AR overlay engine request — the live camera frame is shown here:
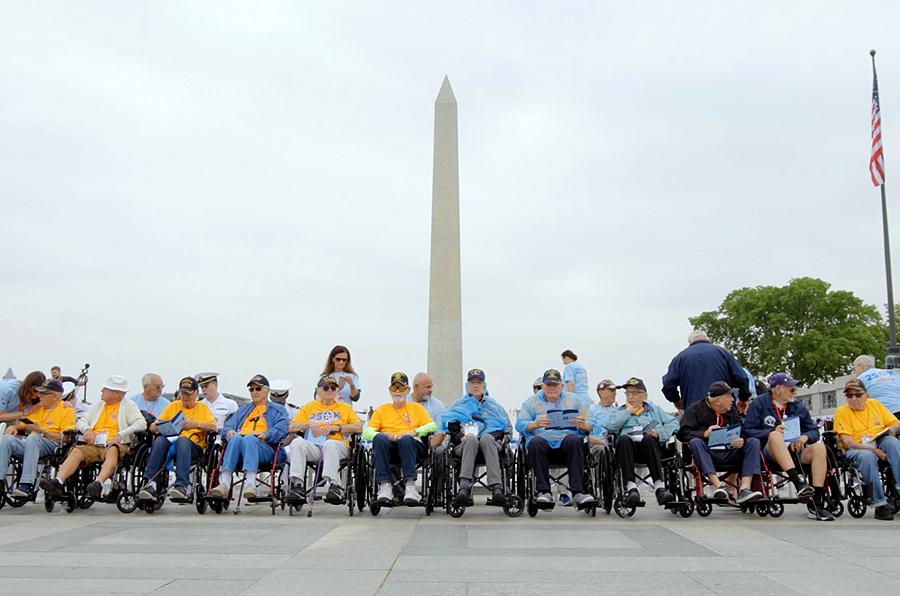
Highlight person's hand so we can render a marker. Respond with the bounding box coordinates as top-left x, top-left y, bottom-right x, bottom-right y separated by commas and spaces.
24, 423, 42, 434
773, 424, 784, 434
311, 424, 328, 437
5, 426, 18, 435
82, 429, 95, 443
737, 400, 748, 415
182, 419, 198, 430
891, 424, 900, 436
107, 434, 122, 445
254, 431, 267, 441
572, 416, 591, 431
873, 447, 888, 461
730, 437, 744, 449
704, 425, 721, 438
385, 432, 396, 441
625, 404, 638, 414
674, 400, 684, 411
225, 430, 236, 440
790, 435, 809, 453
646, 429, 659, 439
337, 377, 349, 388
535, 415, 550, 428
